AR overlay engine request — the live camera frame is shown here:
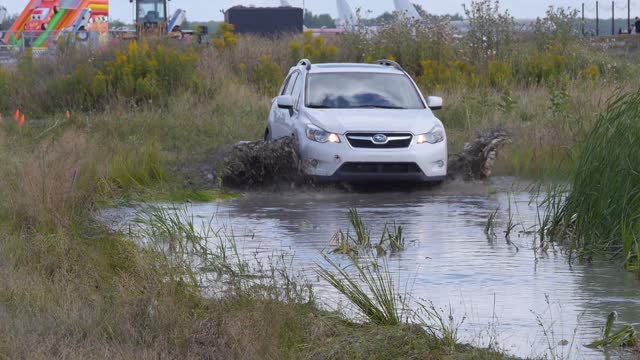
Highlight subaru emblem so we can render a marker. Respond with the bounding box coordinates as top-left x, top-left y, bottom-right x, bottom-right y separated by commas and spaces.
372, 134, 388, 144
